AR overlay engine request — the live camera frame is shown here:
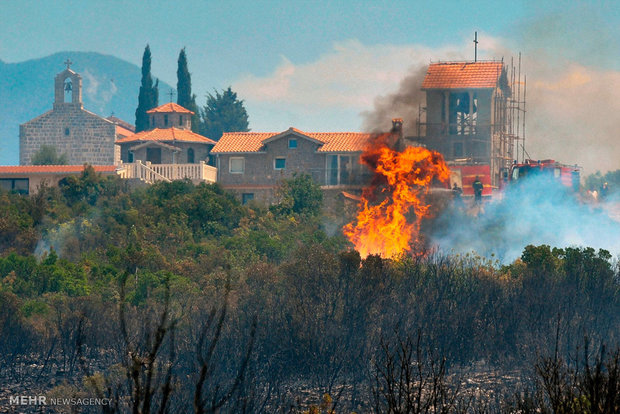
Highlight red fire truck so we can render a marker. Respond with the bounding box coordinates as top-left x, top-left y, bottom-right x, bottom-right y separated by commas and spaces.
506, 159, 581, 191
445, 160, 580, 199
447, 164, 493, 197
